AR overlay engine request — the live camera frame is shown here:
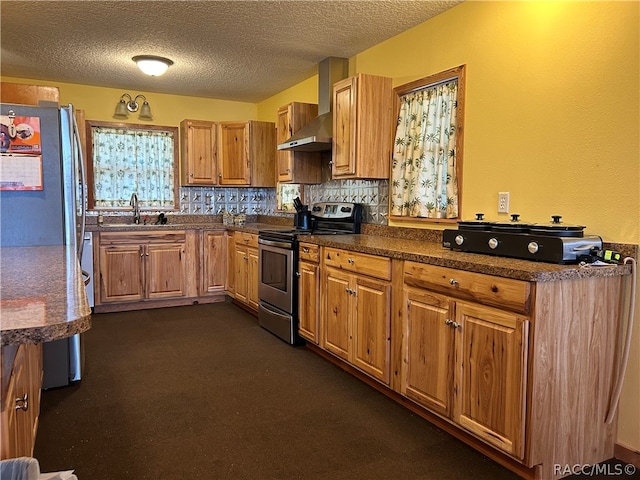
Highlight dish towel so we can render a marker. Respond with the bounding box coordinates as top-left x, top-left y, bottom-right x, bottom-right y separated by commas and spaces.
0, 458, 77, 480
